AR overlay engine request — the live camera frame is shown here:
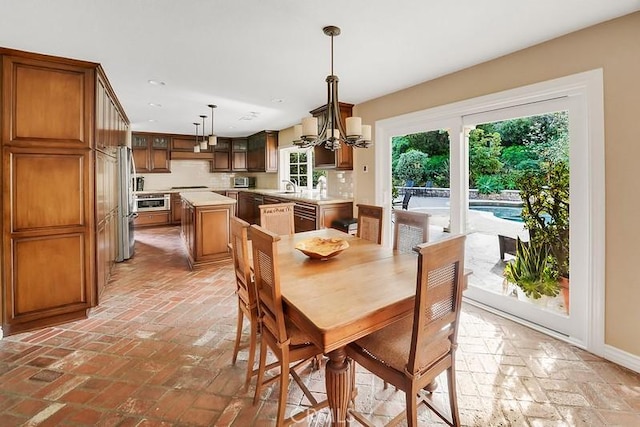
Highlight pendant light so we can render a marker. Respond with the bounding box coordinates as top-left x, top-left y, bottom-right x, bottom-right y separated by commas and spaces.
207, 104, 218, 146
193, 122, 201, 153
199, 115, 208, 150
293, 26, 371, 151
